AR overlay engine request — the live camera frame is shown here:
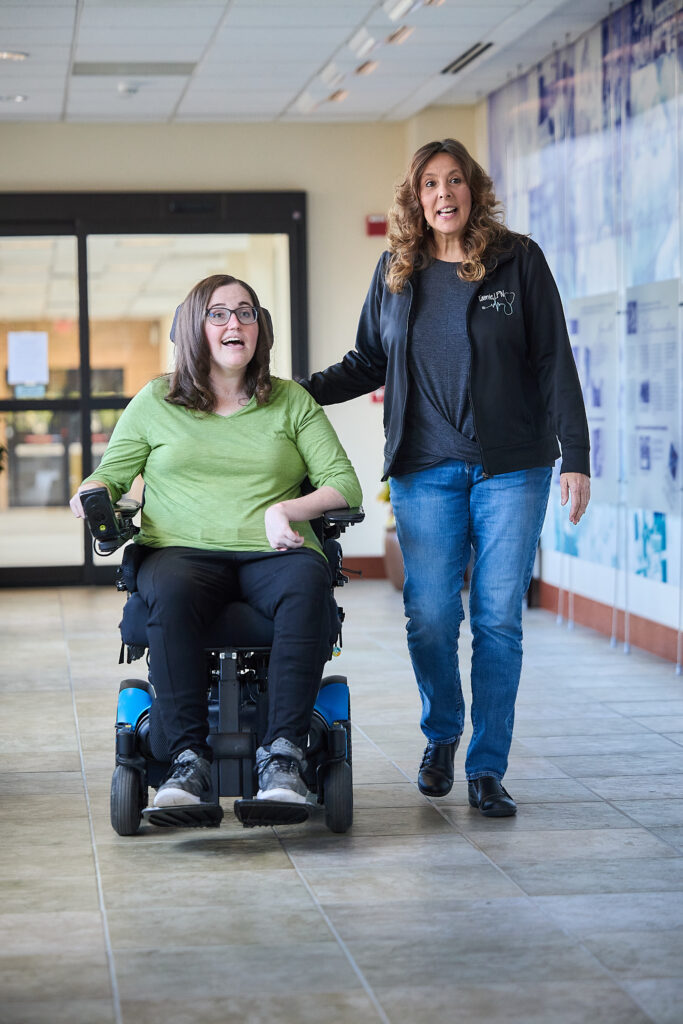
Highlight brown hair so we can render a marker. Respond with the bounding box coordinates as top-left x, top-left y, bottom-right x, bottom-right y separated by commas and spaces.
385, 138, 522, 293
165, 274, 273, 411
